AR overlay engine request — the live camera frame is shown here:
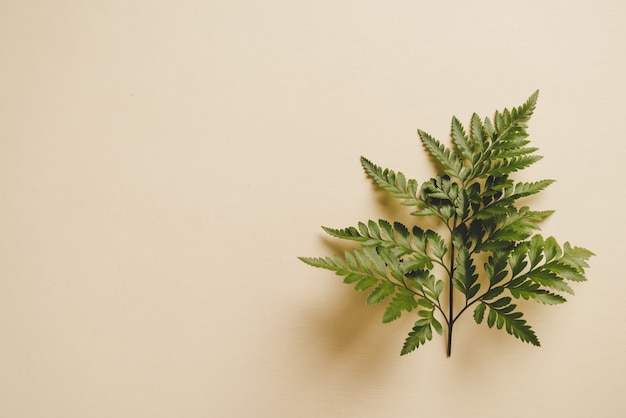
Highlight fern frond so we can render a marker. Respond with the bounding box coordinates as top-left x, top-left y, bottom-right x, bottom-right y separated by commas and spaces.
511, 89, 539, 123
475, 298, 540, 346
360, 157, 422, 206
300, 90, 592, 357
494, 90, 539, 134
494, 146, 539, 158
298, 256, 344, 272
470, 113, 488, 151
322, 220, 409, 250
559, 242, 595, 272
450, 116, 473, 161
488, 155, 543, 176
509, 280, 567, 304
383, 288, 418, 323
322, 220, 442, 270
401, 318, 435, 355
471, 179, 554, 221
504, 179, 555, 199
417, 130, 462, 177
452, 245, 480, 298
478, 207, 553, 251
366, 280, 396, 305
525, 269, 574, 295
